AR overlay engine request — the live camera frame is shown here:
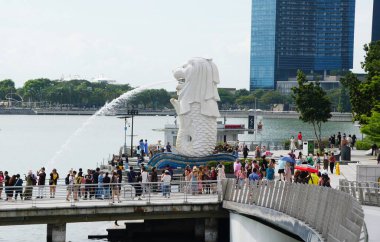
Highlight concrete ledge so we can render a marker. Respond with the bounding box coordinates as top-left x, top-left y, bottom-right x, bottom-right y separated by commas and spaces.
223, 201, 324, 242
0, 203, 227, 226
